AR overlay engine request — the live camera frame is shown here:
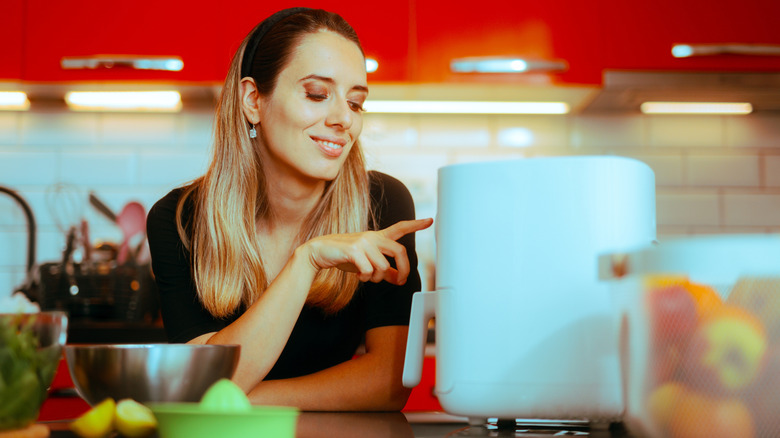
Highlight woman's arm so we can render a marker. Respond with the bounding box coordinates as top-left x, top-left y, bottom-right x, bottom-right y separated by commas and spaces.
189, 218, 432, 393
246, 324, 412, 411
